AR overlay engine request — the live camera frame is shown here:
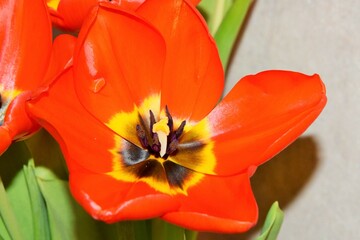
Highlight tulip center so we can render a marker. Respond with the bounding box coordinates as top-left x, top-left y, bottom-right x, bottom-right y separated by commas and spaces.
107, 95, 216, 195
0, 93, 5, 125
0, 88, 22, 125
136, 106, 186, 159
